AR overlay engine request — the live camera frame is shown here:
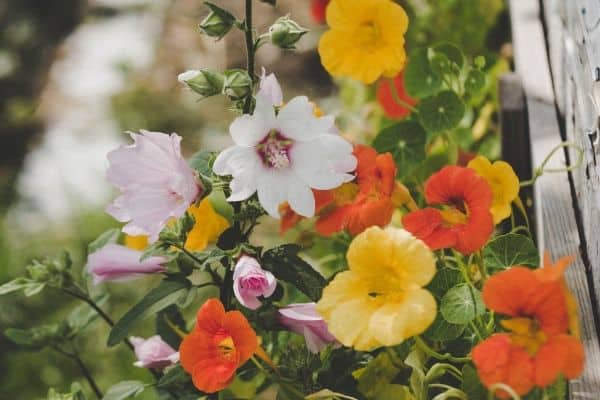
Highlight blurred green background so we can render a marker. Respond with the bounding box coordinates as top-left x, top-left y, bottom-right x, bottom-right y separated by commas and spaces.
0, 0, 509, 398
